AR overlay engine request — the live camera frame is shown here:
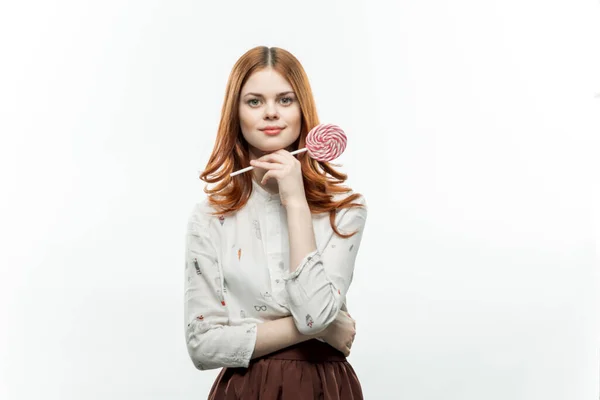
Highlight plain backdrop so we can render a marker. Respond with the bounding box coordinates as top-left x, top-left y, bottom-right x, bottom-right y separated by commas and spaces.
1, 1, 599, 399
